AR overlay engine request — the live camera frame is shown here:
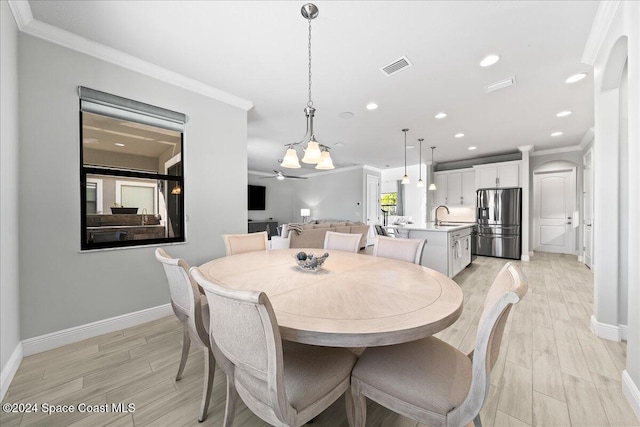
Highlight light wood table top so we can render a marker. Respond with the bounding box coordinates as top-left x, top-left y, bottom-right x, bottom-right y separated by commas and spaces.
198, 249, 464, 347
